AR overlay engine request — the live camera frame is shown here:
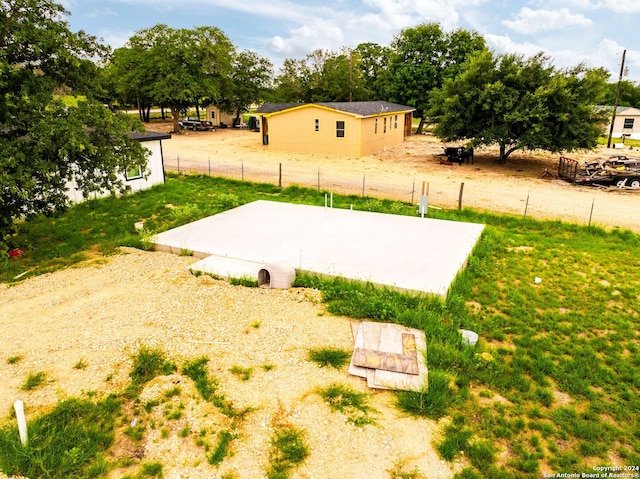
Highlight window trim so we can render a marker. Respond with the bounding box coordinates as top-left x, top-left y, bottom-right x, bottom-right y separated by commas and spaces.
314, 118, 320, 132
623, 118, 635, 129
336, 120, 345, 138
125, 165, 143, 181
